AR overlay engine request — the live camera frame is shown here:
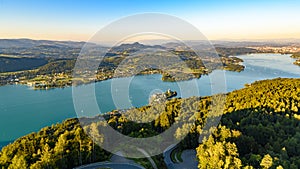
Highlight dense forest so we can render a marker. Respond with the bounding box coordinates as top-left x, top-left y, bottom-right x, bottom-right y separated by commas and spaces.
1, 78, 300, 169
195, 78, 300, 168
0, 57, 48, 73
37, 59, 76, 75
